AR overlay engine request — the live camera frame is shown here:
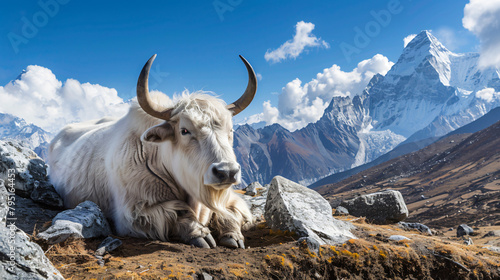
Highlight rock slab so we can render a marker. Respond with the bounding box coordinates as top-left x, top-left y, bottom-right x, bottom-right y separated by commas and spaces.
264, 176, 355, 245
38, 201, 111, 244
340, 190, 408, 224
